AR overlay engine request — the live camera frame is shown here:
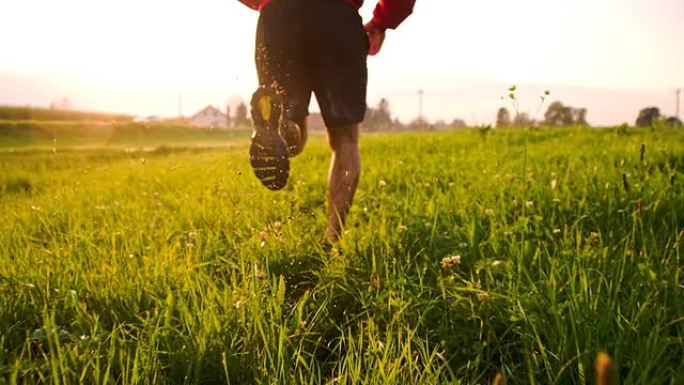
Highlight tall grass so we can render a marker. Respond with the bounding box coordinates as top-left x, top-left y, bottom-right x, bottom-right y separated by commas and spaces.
0, 126, 682, 384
